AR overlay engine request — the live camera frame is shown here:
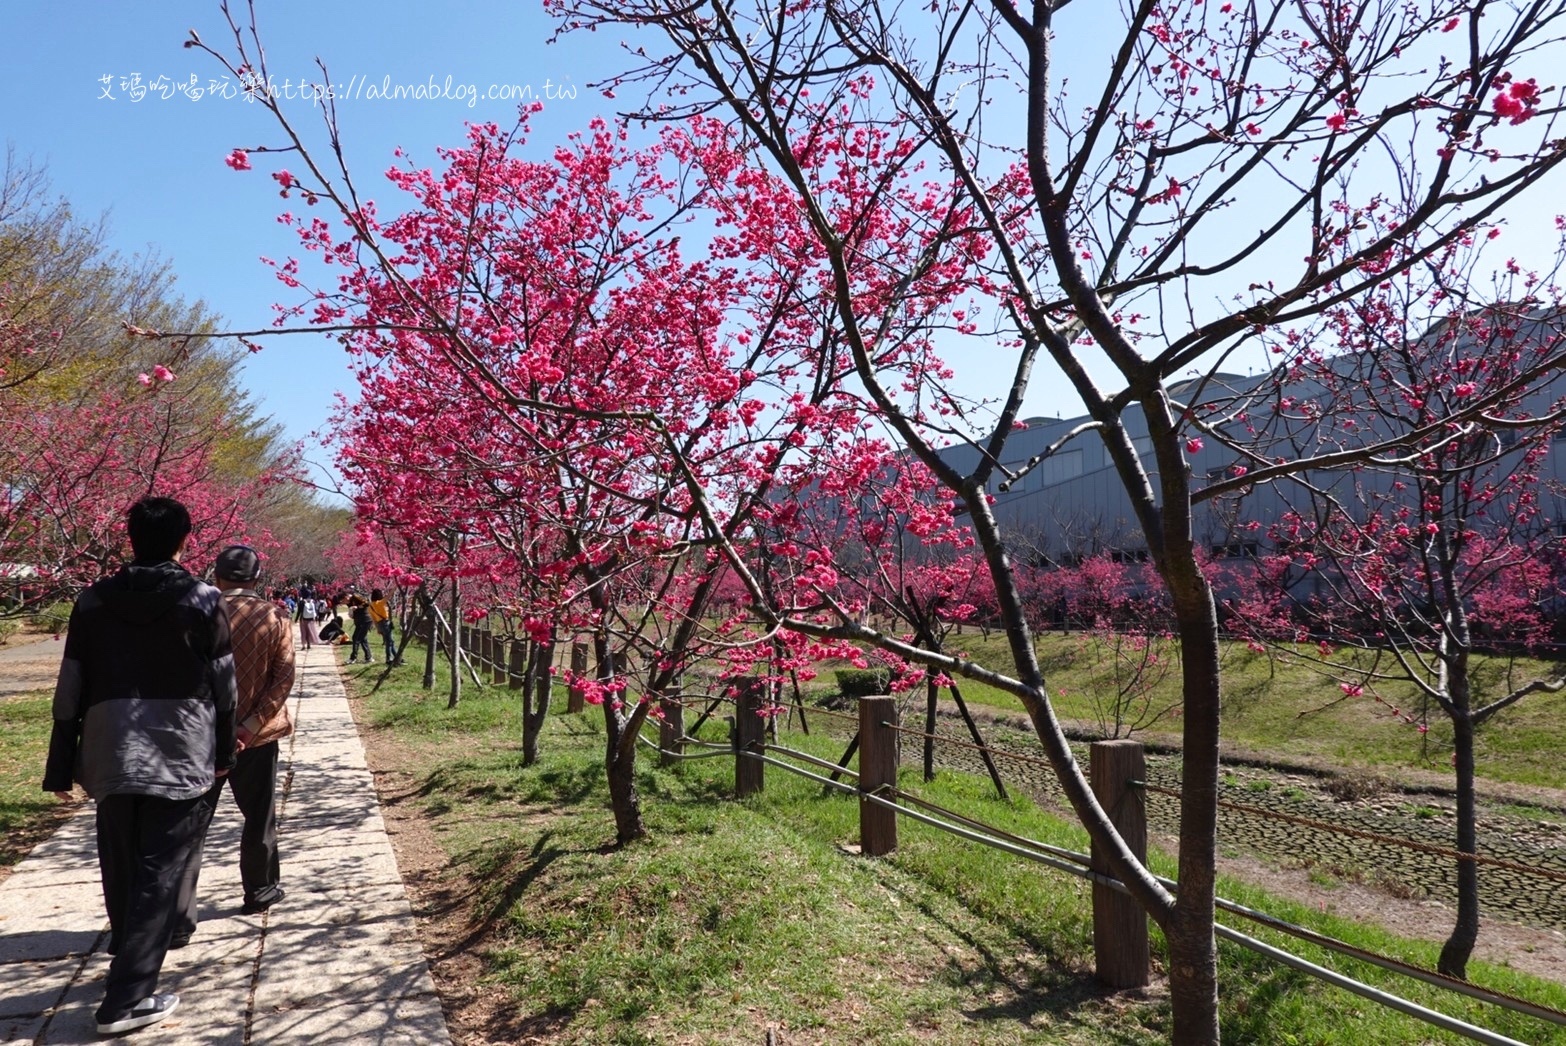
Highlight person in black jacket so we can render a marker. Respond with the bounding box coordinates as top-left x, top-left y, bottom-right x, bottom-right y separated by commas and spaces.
42, 496, 238, 1036
346, 595, 372, 663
